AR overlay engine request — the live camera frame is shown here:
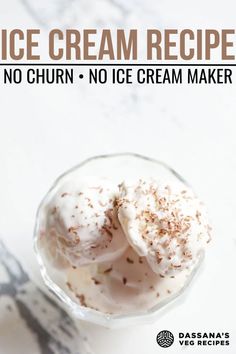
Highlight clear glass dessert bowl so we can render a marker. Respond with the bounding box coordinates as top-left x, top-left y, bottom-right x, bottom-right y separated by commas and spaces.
34, 153, 205, 328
